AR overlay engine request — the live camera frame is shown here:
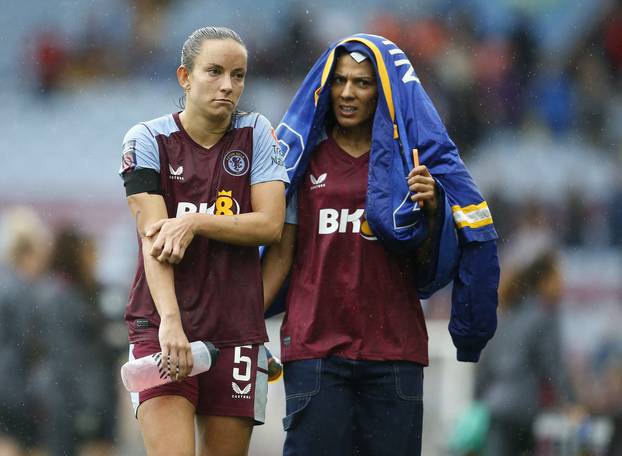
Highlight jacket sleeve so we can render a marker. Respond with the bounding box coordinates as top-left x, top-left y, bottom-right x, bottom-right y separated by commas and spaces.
449, 240, 500, 362
416, 181, 459, 298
